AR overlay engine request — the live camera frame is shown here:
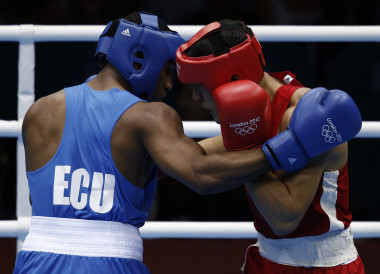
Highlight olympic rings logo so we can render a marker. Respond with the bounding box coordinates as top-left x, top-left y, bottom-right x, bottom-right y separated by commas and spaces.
322, 125, 336, 143
235, 124, 258, 135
